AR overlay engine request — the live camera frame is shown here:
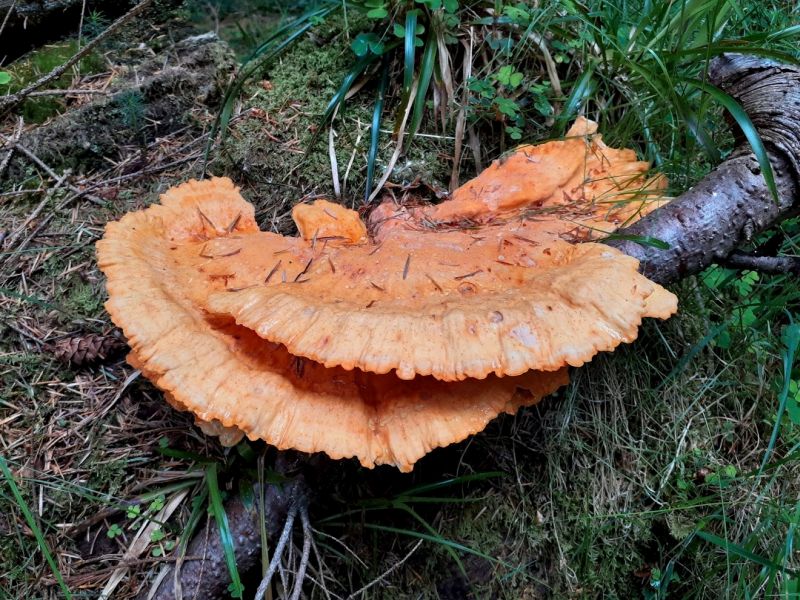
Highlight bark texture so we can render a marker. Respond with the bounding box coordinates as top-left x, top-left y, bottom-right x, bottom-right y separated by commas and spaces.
608, 55, 800, 284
